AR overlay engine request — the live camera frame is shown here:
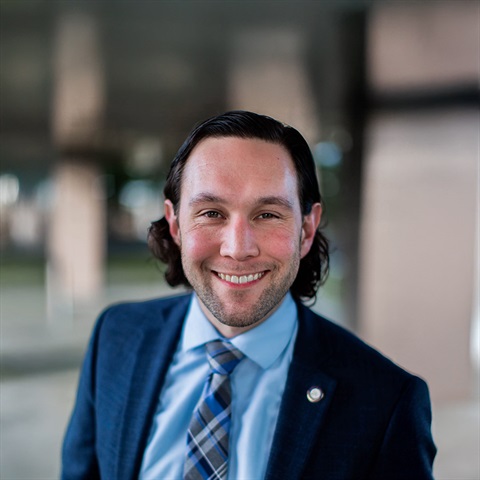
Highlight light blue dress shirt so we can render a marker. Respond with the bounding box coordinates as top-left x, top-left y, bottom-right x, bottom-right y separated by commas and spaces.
140, 292, 298, 480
